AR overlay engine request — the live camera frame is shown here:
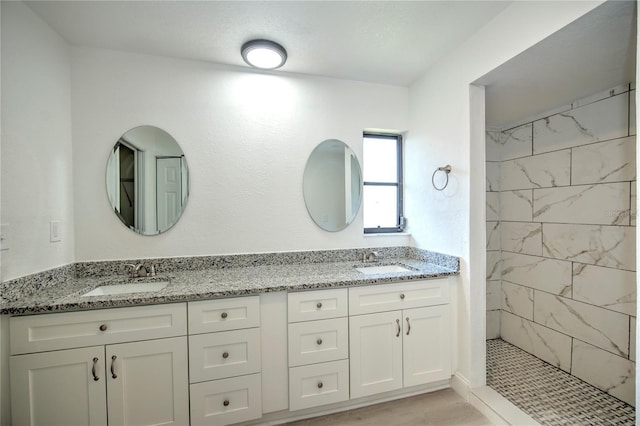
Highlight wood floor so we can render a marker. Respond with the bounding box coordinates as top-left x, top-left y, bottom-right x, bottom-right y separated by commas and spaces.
286, 389, 492, 426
